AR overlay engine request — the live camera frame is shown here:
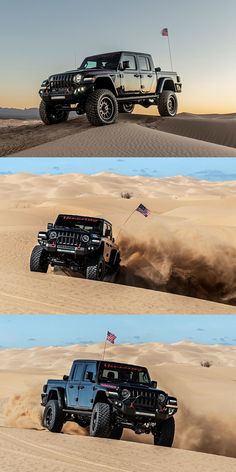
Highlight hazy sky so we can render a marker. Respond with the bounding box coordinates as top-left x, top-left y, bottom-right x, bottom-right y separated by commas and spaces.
1, 0, 236, 112
0, 316, 235, 348
1, 157, 236, 181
